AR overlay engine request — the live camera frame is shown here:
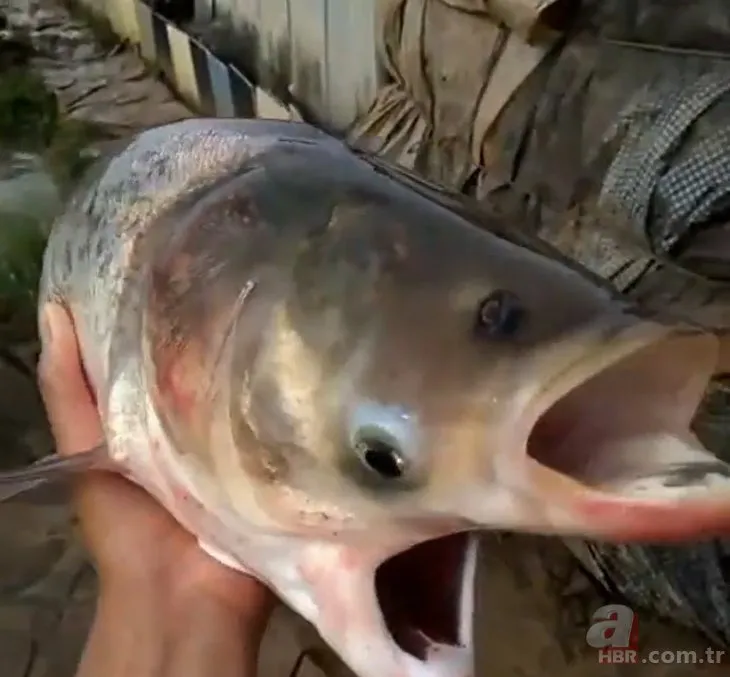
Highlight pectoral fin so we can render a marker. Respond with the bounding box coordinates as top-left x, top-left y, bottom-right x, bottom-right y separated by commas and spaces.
0, 444, 109, 503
